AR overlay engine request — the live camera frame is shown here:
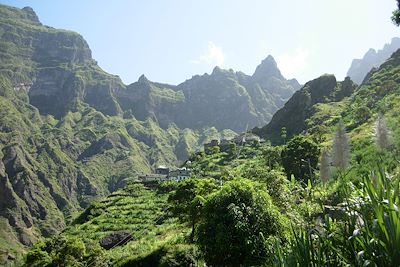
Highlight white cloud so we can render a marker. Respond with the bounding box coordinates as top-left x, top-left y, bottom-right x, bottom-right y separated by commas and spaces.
276, 48, 309, 79
191, 41, 225, 66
